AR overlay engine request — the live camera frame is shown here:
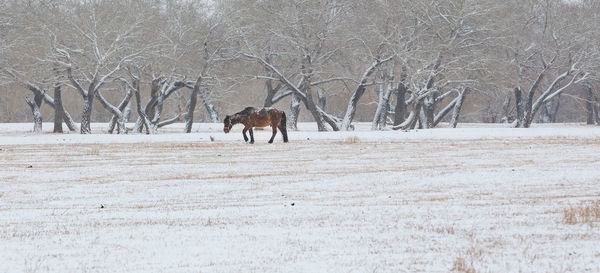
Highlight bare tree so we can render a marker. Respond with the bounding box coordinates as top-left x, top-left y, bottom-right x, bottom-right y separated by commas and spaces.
235, 0, 358, 131
154, 2, 236, 132
340, 55, 395, 130
384, 0, 497, 130
49, 2, 148, 134
25, 94, 43, 133
1, 0, 599, 130
106, 84, 133, 134
502, 0, 592, 128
